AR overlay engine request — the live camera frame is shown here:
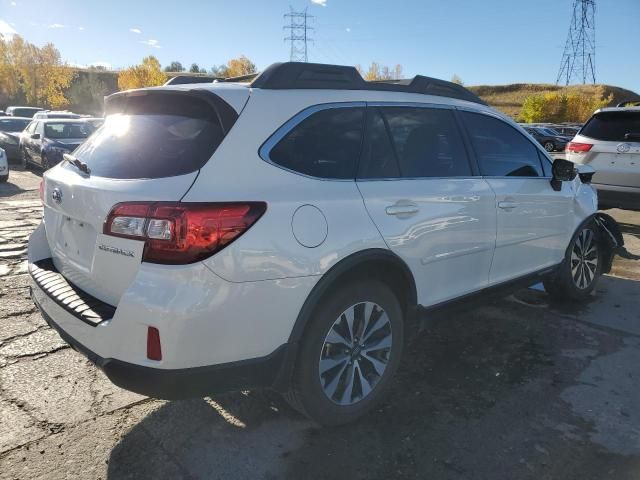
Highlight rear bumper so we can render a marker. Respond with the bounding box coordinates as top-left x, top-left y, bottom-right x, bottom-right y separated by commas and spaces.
594, 183, 640, 211
33, 293, 288, 399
